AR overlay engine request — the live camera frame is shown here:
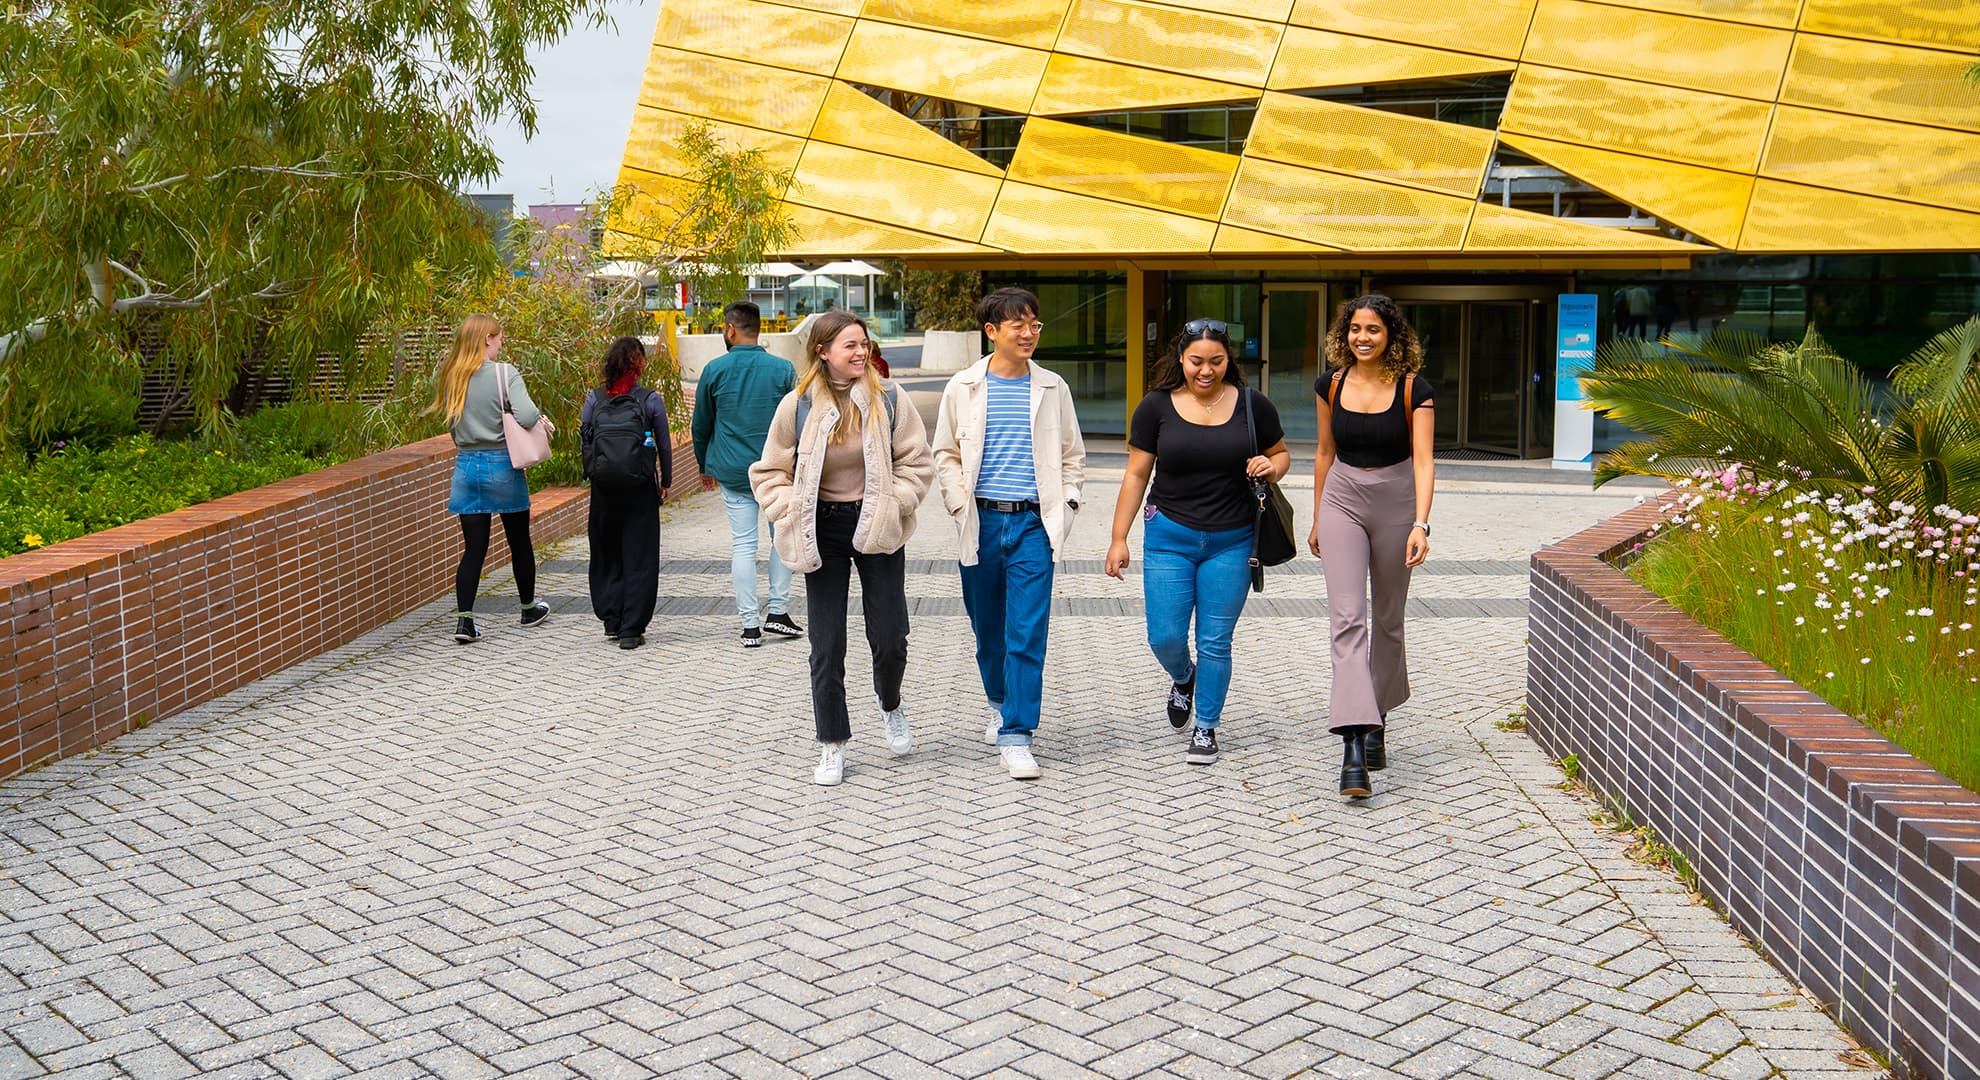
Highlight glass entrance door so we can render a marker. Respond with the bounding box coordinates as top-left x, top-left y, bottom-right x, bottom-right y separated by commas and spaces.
1388, 286, 1551, 456
1262, 286, 1329, 441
